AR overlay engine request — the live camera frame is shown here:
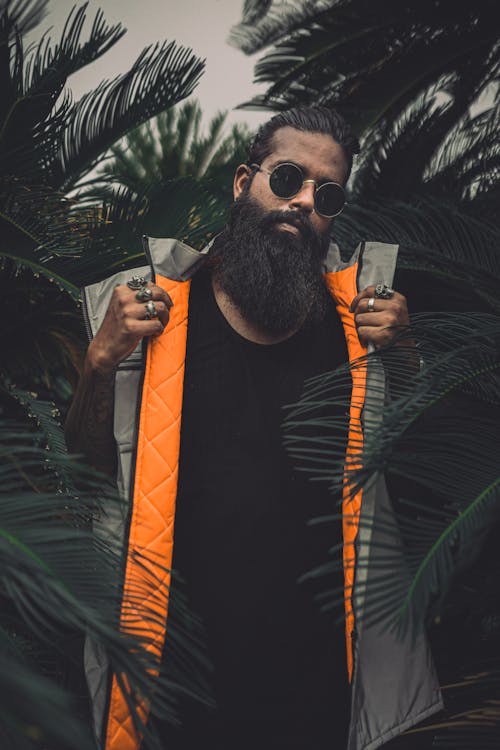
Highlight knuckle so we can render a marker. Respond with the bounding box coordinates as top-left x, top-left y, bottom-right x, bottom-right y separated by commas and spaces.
123, 303, 138, 318
114, 285, 129, 300
123, 319, 136, 334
